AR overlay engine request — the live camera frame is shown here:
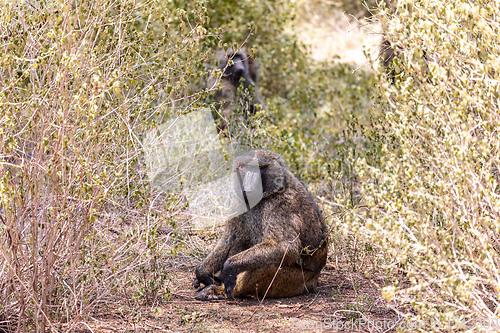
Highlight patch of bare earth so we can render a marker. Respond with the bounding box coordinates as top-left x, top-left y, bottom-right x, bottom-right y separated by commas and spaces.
290, 1, 382, 66
69, 260, 400, 332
